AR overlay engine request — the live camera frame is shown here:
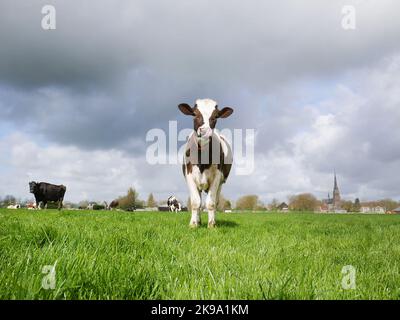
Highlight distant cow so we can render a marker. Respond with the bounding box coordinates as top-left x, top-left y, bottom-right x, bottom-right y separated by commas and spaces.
108, 199, 119, 210
7, 204, 20, 209
29, 181, 67, 210
167, 196, 182, 212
